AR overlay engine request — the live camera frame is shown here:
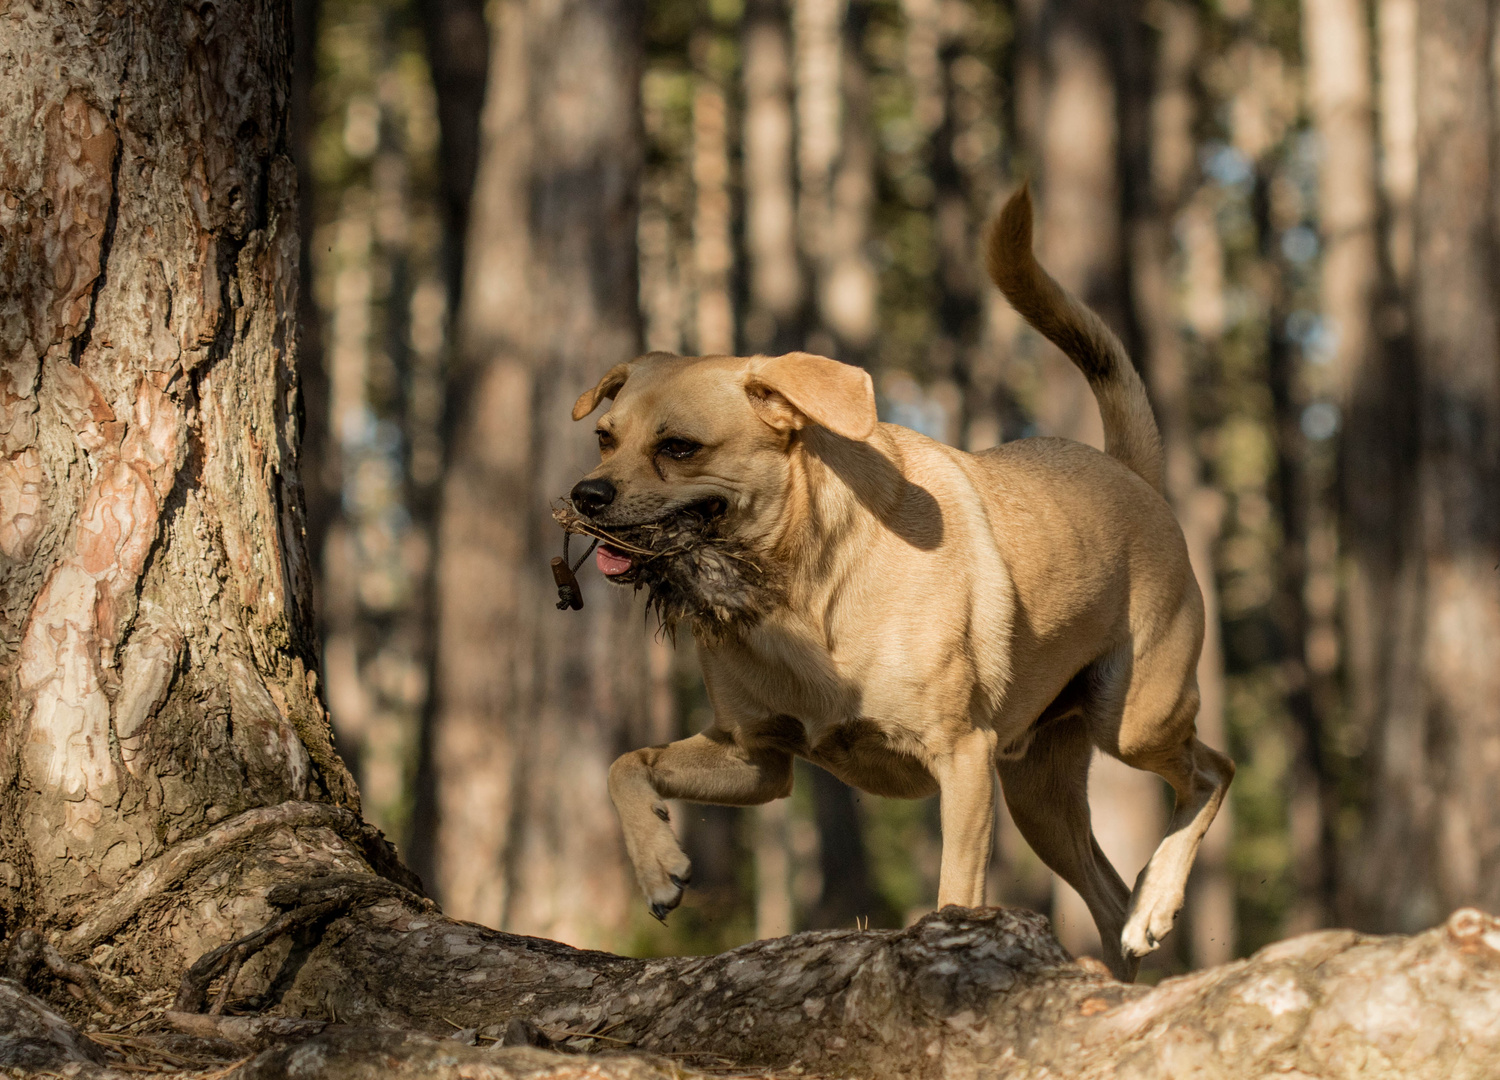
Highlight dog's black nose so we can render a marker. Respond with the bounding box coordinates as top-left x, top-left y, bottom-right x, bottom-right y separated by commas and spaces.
570, 477, 617, 517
